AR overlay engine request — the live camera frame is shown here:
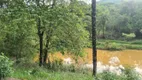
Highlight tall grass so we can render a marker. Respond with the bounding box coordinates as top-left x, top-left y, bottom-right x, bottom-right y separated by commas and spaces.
10, 64, 142, 80
11, 67, 94, 80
